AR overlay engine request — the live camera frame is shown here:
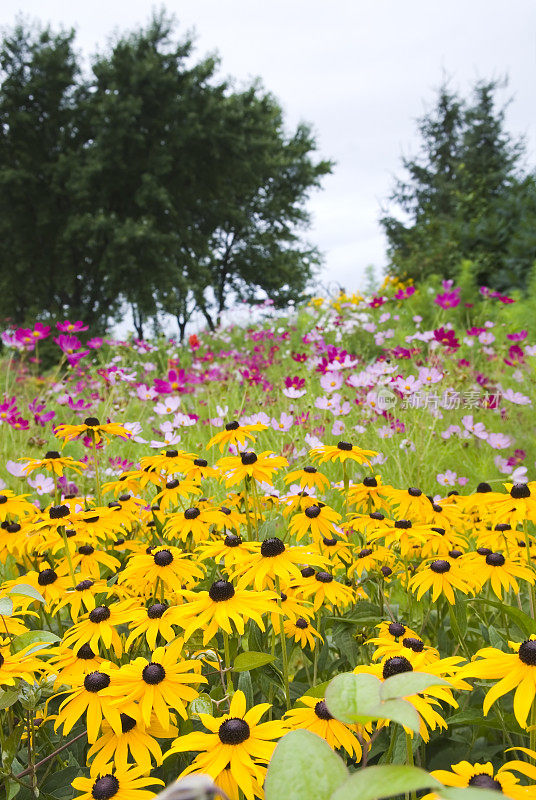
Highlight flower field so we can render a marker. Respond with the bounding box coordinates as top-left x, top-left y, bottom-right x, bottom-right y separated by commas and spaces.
1, 276, 536, 800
